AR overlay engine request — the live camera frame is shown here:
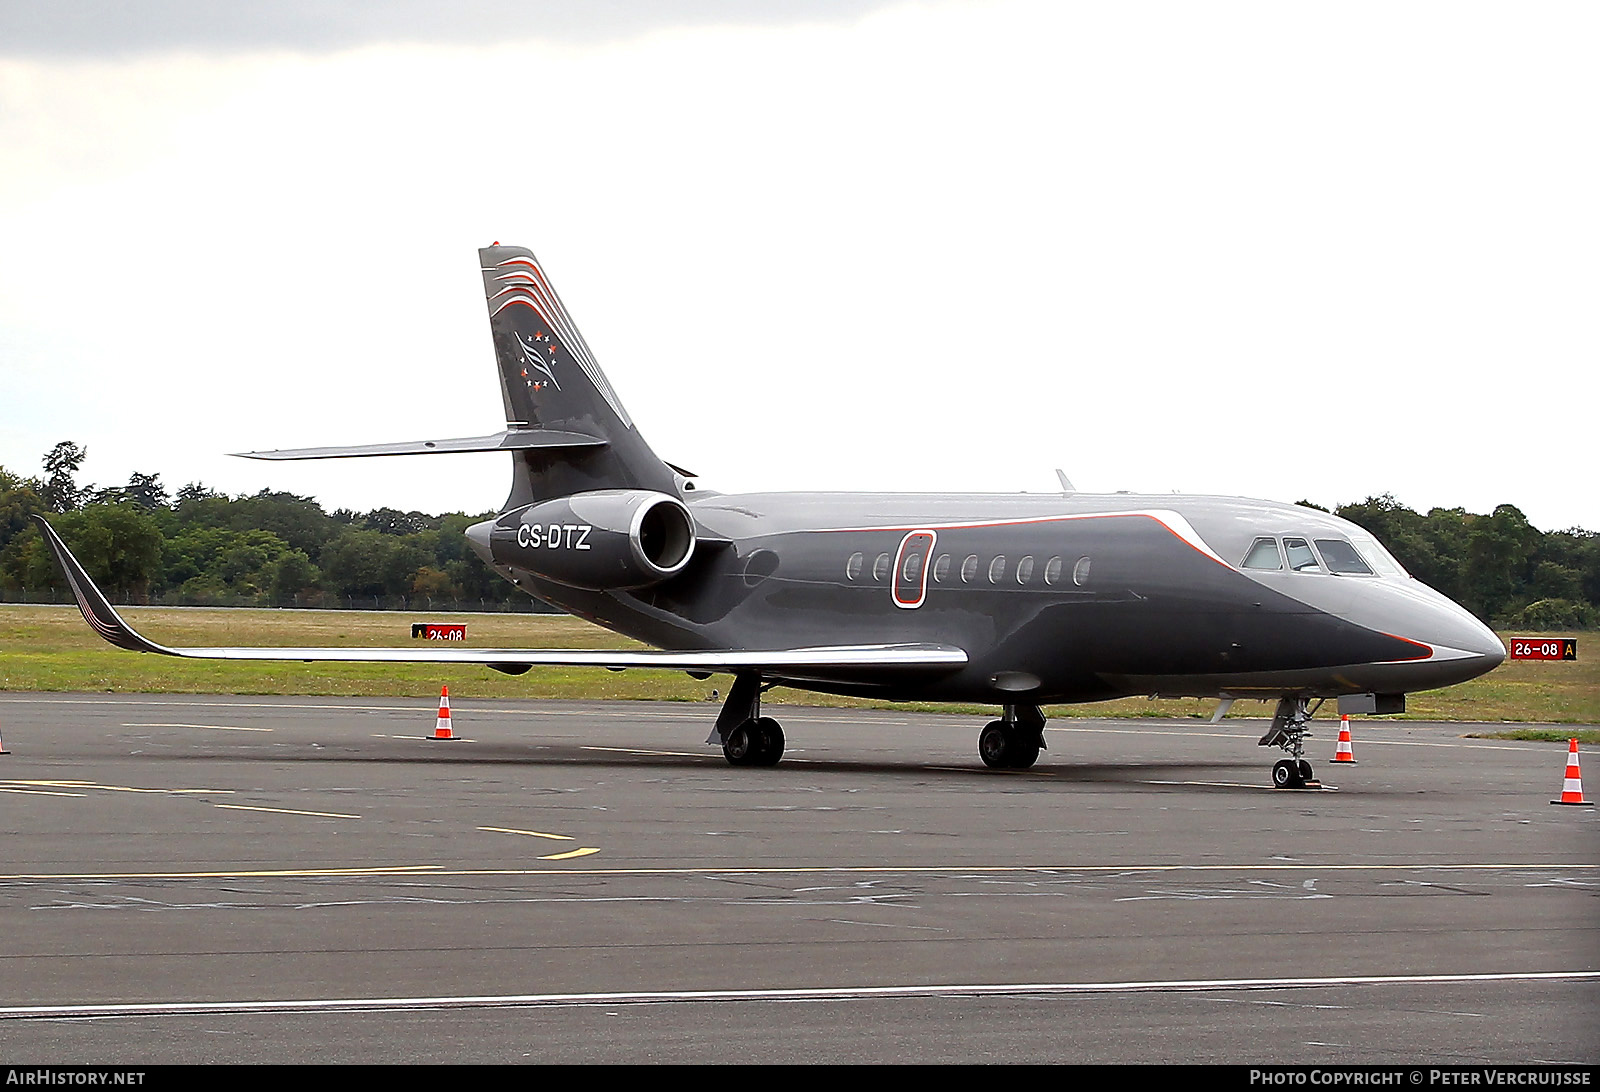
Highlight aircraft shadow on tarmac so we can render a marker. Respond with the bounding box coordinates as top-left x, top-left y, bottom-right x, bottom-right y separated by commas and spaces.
130, 743, 1284, 791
